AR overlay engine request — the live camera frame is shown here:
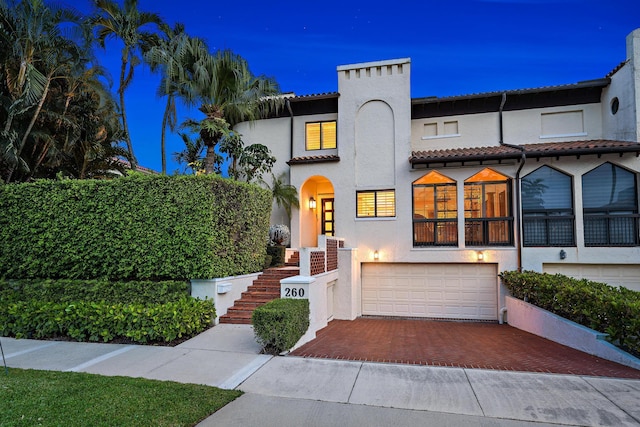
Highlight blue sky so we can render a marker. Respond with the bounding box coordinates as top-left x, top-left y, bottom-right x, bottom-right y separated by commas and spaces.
75, 0, 640, 173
